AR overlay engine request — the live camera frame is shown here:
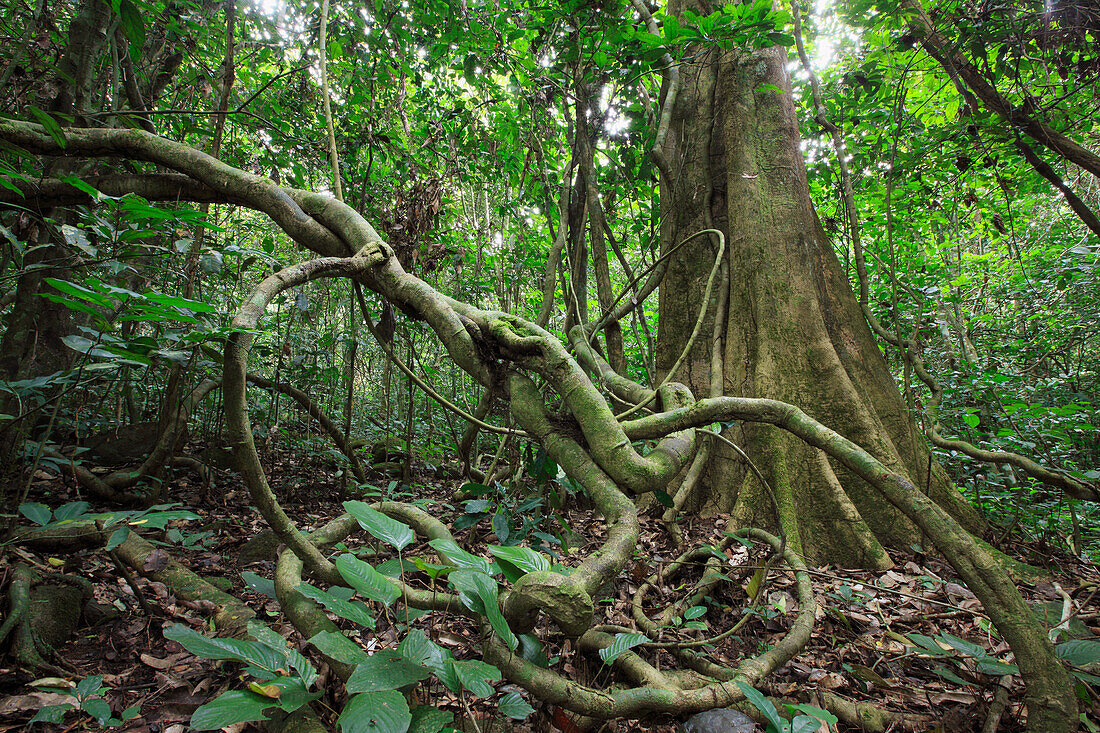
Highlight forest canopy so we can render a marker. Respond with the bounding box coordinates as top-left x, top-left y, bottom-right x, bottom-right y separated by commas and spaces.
0, 0, 1098, 731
